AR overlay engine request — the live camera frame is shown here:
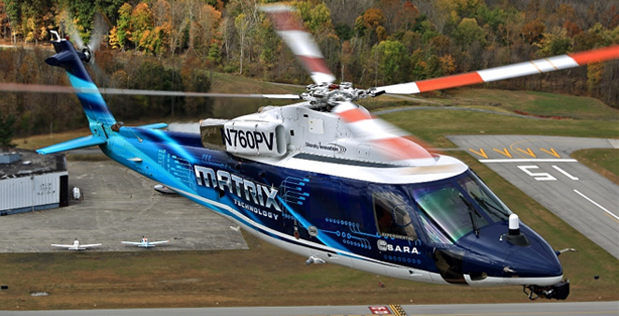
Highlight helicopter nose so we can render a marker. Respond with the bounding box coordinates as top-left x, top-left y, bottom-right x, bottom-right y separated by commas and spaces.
503, 244, 562, 279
